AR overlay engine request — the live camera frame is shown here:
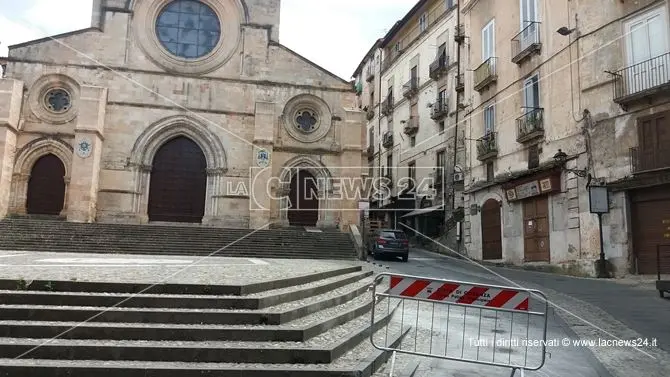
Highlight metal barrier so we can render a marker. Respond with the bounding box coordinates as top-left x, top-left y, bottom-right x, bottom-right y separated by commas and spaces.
370, 272, 549, 376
